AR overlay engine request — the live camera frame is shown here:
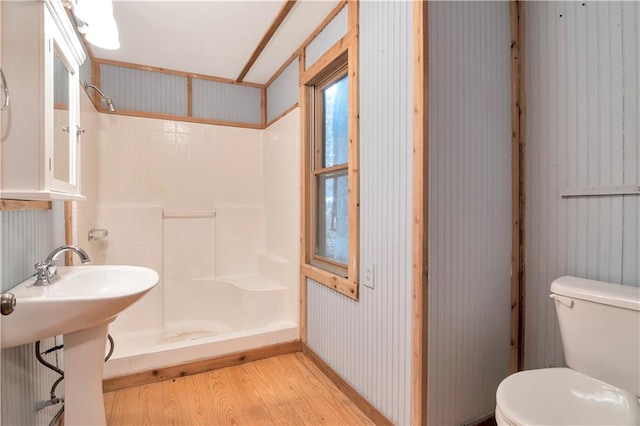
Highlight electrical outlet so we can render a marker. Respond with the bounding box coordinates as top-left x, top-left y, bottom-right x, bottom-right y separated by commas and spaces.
364, 261, 375, 289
